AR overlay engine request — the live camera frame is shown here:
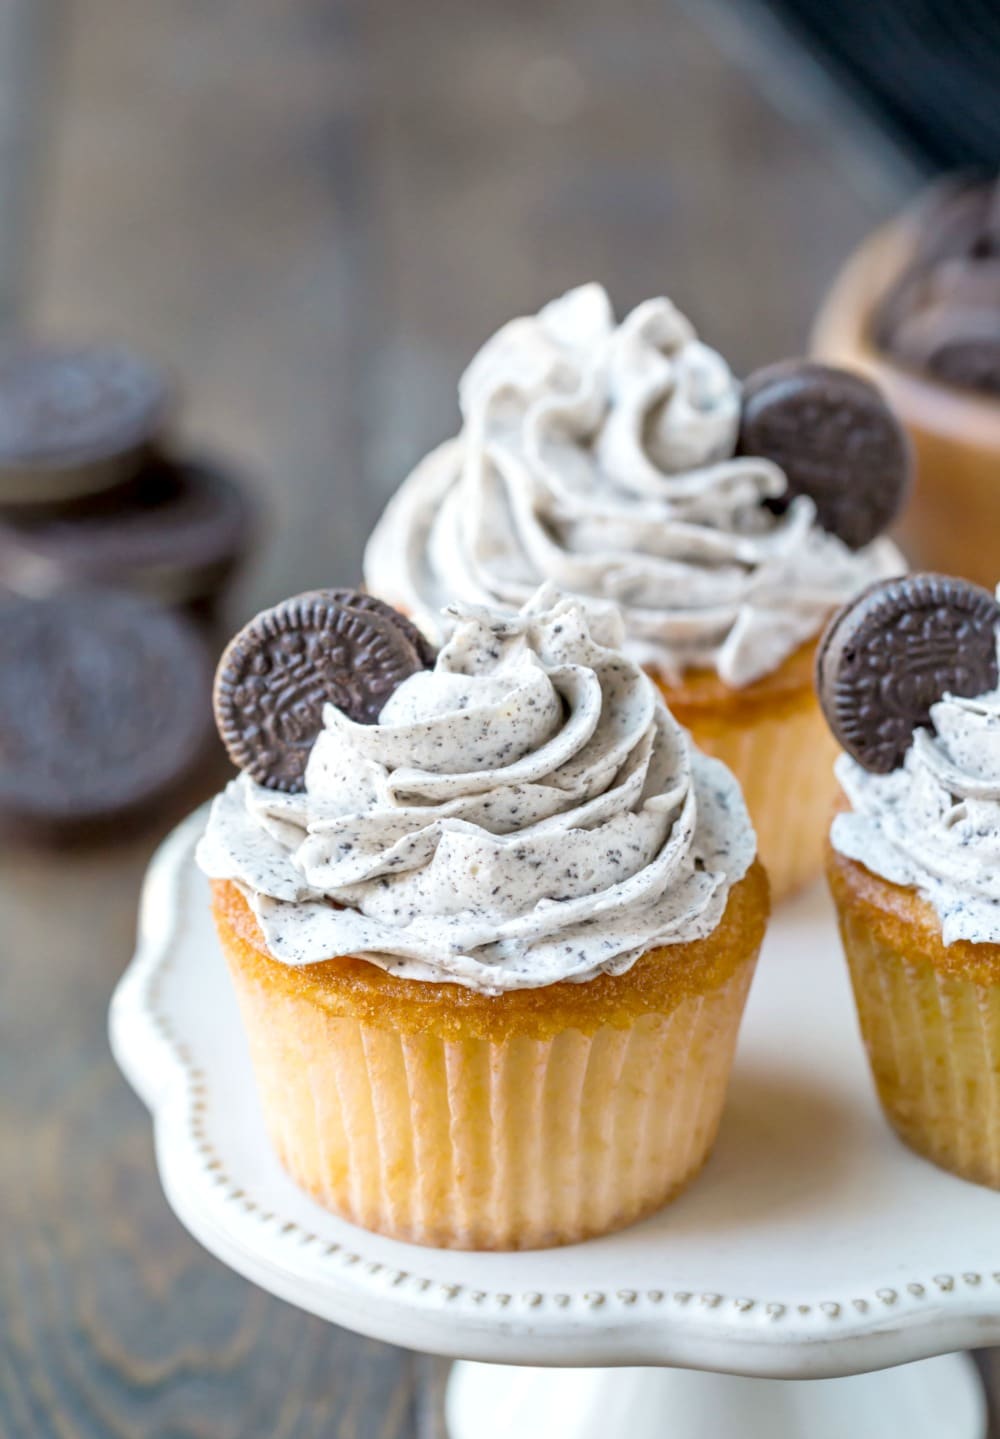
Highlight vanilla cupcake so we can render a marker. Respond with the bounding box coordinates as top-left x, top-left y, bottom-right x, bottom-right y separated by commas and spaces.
364, 284, 909, 898
198, 586, 768, 1250
812, 178, 1000, 587
819, 573, 1000, 1188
